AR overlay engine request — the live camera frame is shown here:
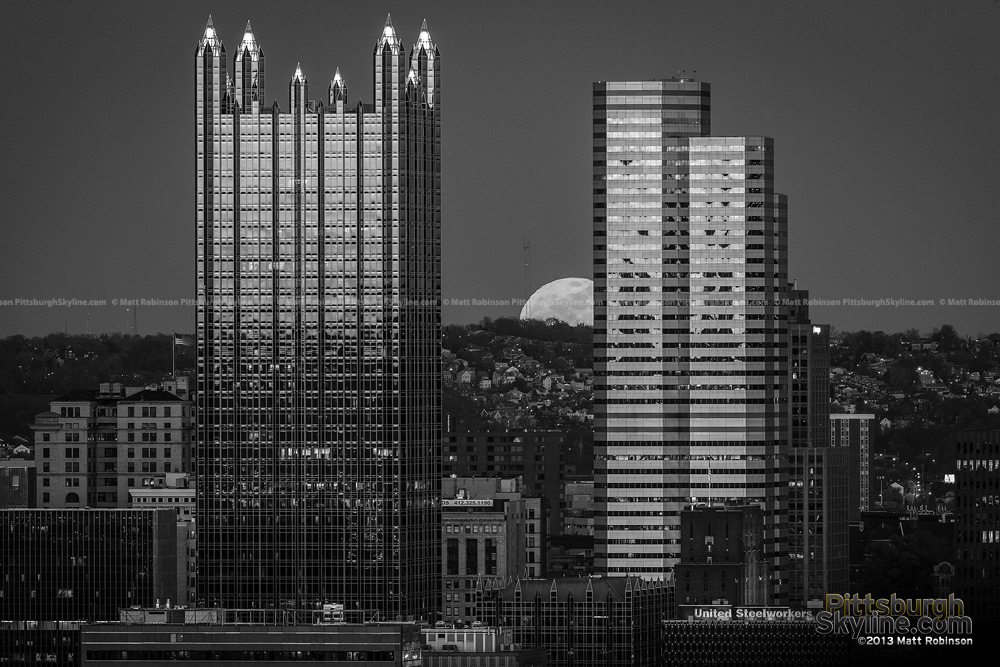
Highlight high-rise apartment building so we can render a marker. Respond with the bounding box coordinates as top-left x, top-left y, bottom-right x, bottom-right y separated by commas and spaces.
593, 78, 789, 603
195, 17, 441, 619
